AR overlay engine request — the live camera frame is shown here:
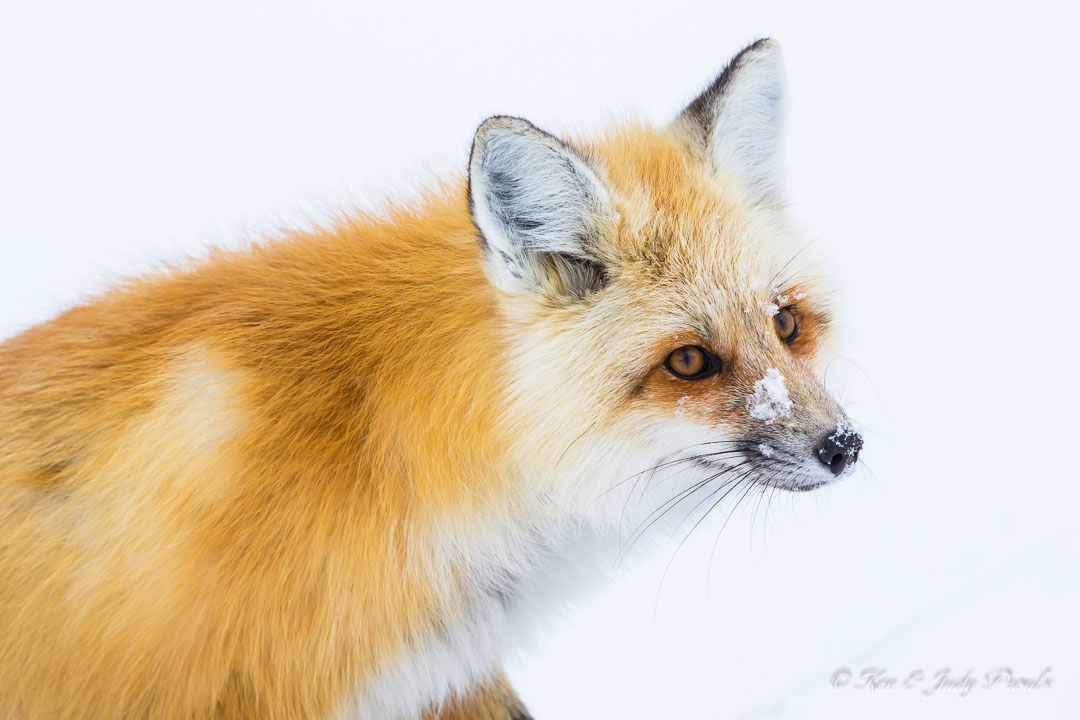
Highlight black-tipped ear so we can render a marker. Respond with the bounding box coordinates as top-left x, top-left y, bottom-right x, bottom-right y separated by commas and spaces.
677, 38, 784, 204
468, 116, 616, 298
